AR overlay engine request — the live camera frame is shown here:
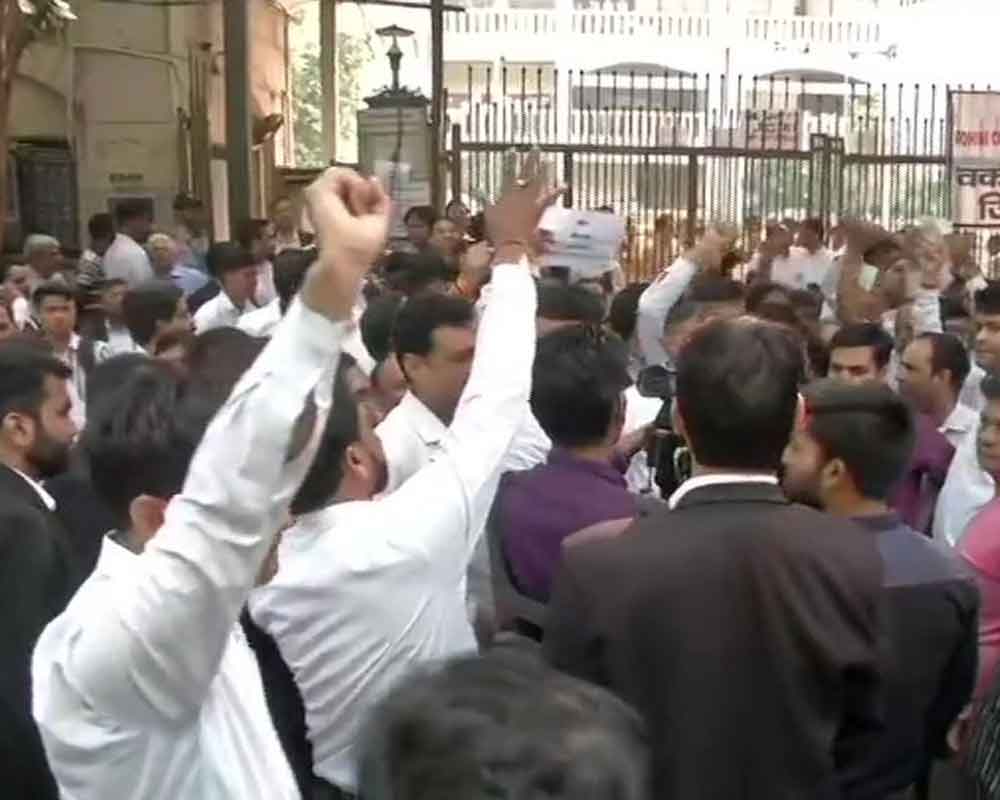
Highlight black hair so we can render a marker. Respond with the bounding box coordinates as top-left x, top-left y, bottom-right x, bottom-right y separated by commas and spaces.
607, 282, 649, 342
114, 198, 151, 226
531, 325, 630, 448
361, 292, 405, 363
915, 332, 971, 395
0, 341, 72, 422
803, 378, 916, 501
829, 323, 894, 370
272, 248, 314, 314
86, 354, 151, 417
444, 198, 467, 214
234, 218, 270, 251
688, 273, 744, 304
206, 241, 255, 278
88, 212, 114, 241
800, 217, 825, 240
664, 299, 701, 331
975, 282, 1000, 316
745, 281, 792, 313
82, 359, 203, 526
676, 318, 803, 470
403, 205, 436, 228
392, 292, 475, 363
983, 372, 1000, 402
290, 359, 360, 517
384, 251, 452, 295
940, 295, 970, 321
537, 284, 605, 325
123, 280, 183, 346
32, 280, 75, 306
186, 328, 267, 412
790, 289, 823, 314
358, 649, 649, 800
